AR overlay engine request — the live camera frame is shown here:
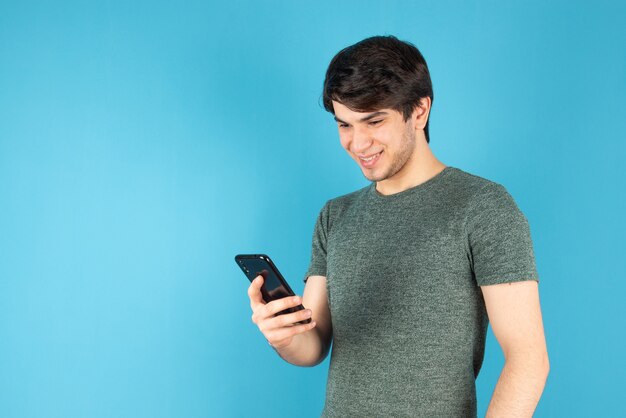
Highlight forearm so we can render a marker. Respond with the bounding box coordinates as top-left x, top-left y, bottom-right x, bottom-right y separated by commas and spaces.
274, 328, 330, 367
486, 358, 549, 417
